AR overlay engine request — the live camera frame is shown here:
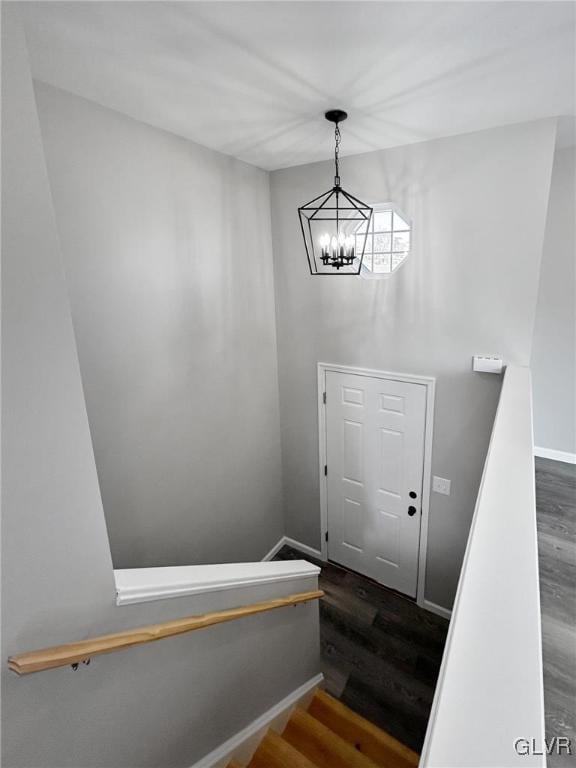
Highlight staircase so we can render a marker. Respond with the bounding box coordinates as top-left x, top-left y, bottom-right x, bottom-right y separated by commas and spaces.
227, 689, 420, 768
